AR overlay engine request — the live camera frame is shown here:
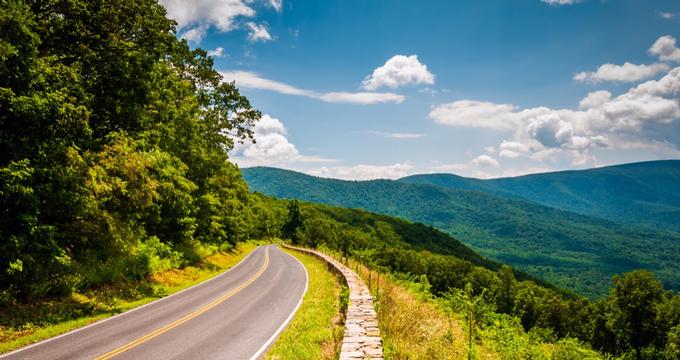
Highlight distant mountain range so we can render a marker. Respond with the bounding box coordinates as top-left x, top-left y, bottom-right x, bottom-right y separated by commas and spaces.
242, 160, 680, 297
401, 160, 680, 232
